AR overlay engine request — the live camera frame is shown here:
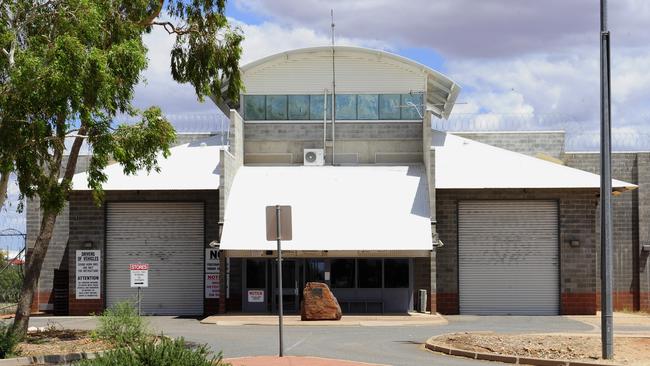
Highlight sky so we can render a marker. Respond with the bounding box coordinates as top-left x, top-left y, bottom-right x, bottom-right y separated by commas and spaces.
2, 1, 650, 237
